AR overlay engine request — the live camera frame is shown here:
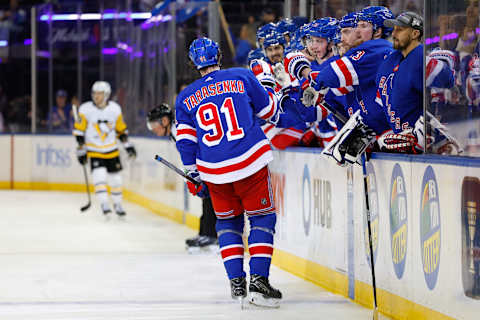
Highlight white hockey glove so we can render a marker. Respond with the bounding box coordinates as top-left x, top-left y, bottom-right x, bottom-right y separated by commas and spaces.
322, 110, 376, 167
301, 87, 320, 107
272, 62, 291, 88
